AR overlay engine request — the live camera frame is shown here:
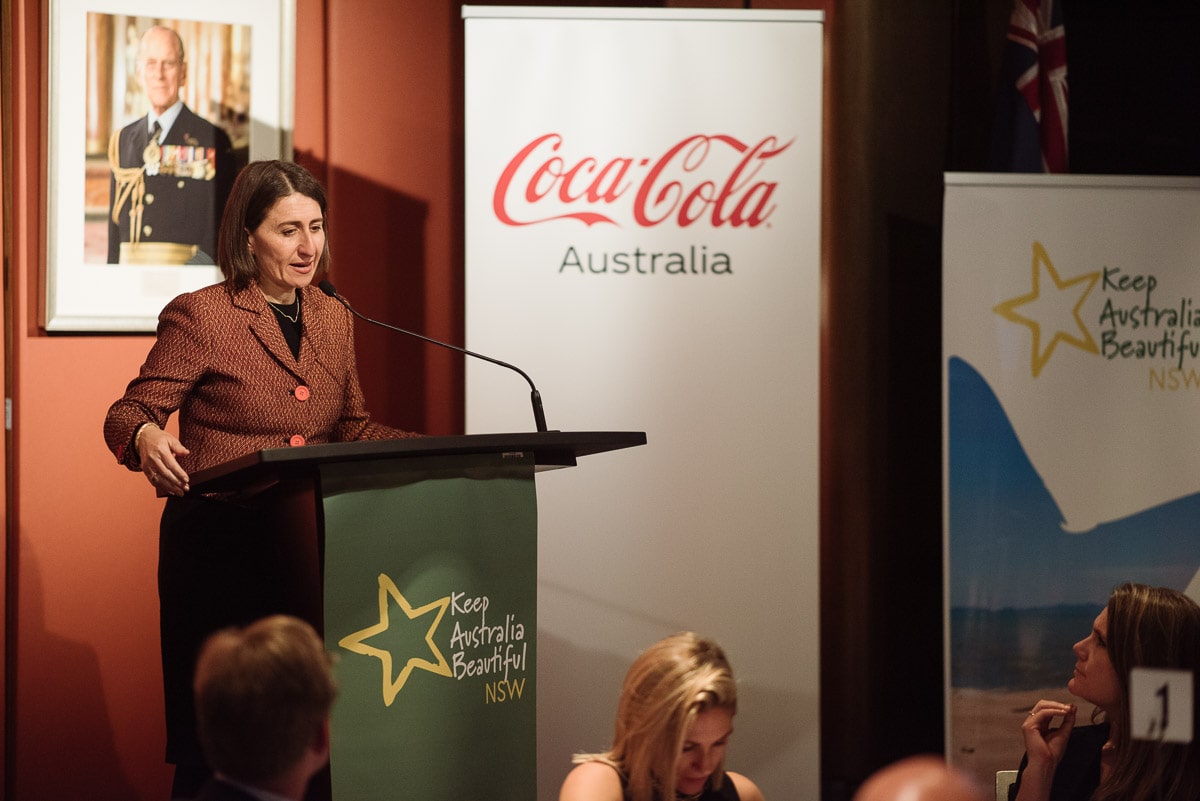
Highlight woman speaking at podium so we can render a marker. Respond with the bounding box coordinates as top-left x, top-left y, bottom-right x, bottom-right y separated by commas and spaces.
103, 159, 418, 797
